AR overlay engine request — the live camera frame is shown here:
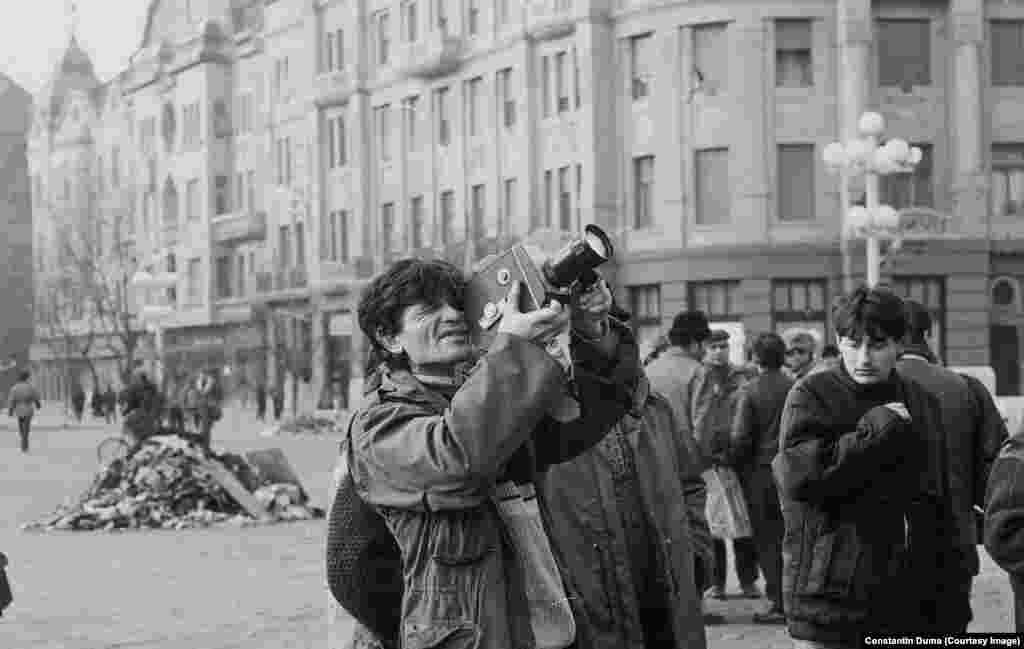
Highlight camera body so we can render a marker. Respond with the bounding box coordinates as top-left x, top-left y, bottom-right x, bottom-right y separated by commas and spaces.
464, 225, 614, 349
